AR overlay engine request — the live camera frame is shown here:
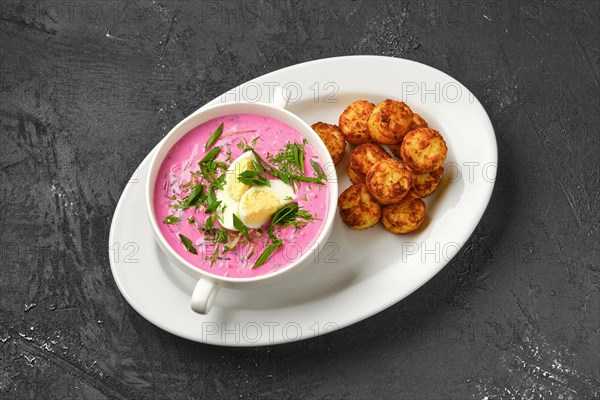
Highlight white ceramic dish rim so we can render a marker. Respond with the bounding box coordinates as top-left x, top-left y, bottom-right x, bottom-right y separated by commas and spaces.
145, 102, 339, 285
